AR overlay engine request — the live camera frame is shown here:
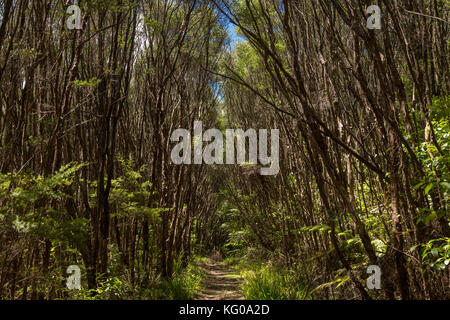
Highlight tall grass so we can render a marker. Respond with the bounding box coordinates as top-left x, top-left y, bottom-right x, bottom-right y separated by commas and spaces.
225, 249, 311, 300
146, 256, 204, 300
240, 265, 309, 300
65, 255, 204, 300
